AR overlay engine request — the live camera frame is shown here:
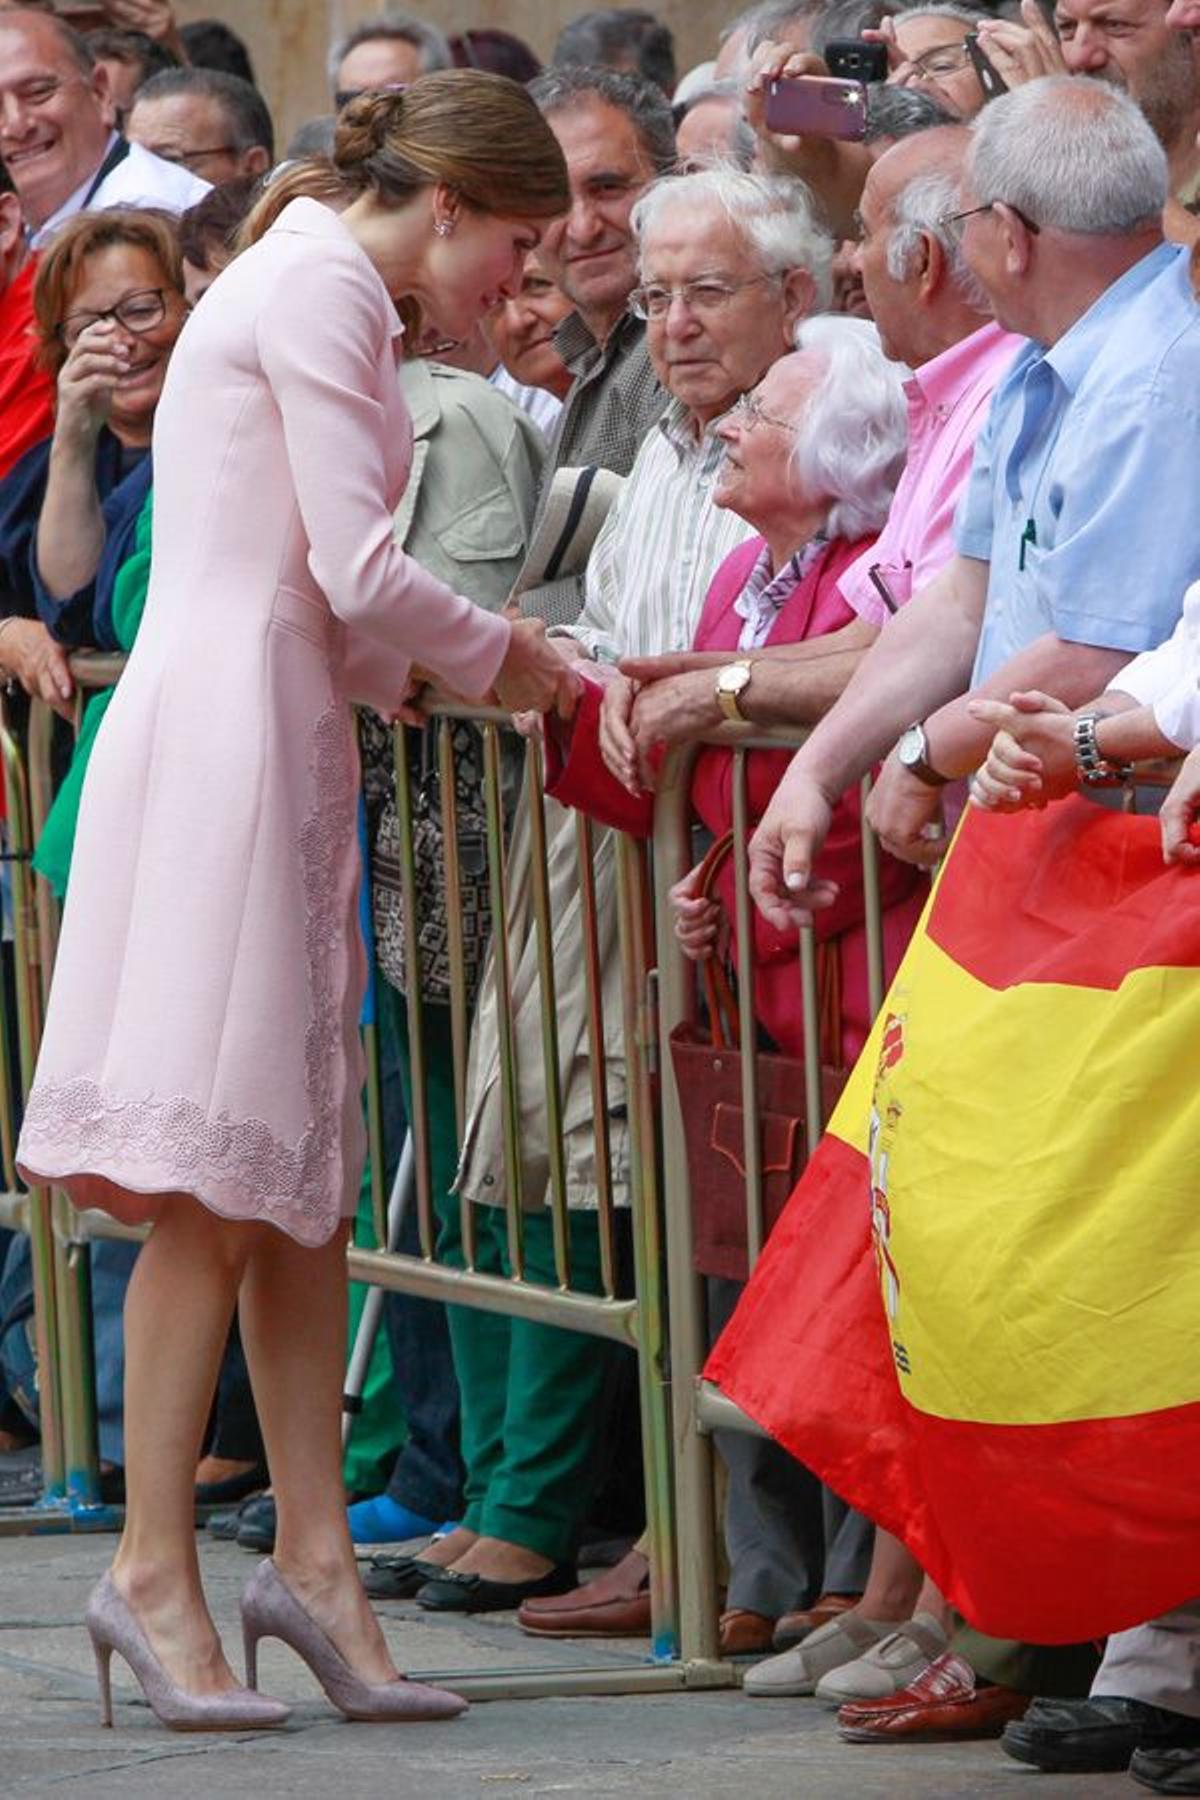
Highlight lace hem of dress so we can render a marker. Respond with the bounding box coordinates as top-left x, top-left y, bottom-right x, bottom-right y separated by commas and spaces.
19, 701, 358, 1237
